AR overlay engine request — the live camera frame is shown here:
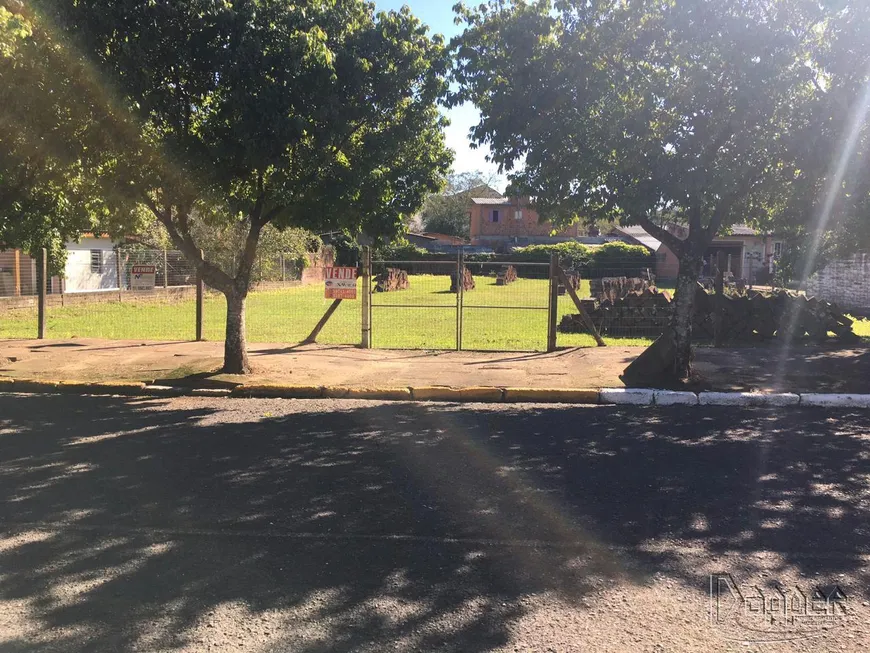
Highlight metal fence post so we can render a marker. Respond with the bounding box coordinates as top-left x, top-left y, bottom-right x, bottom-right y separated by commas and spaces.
116, 247, 123, 301
361, 246, 371, 348
547, 253, 559, 352
196, 249, 204, 341
37, 248, 47, 339
456, 248, 464, 351
163, 249, 169, 288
